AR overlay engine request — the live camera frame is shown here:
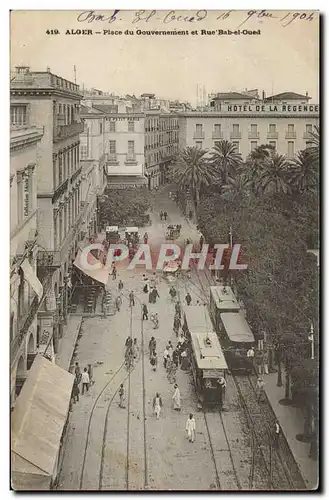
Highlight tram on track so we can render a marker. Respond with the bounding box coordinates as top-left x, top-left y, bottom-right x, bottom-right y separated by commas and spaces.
190, 331, 228, 405
182, 304, 213, 338
209, 286, 255, 373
